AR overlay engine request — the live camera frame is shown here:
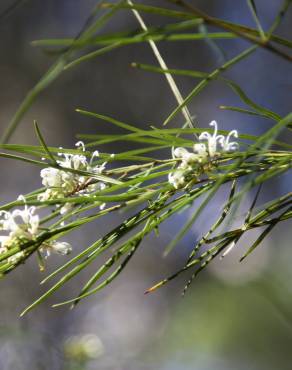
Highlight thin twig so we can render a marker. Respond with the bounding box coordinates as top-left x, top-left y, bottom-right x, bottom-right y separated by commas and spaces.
167, 0, 292, 62
128, 0, 196, 132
